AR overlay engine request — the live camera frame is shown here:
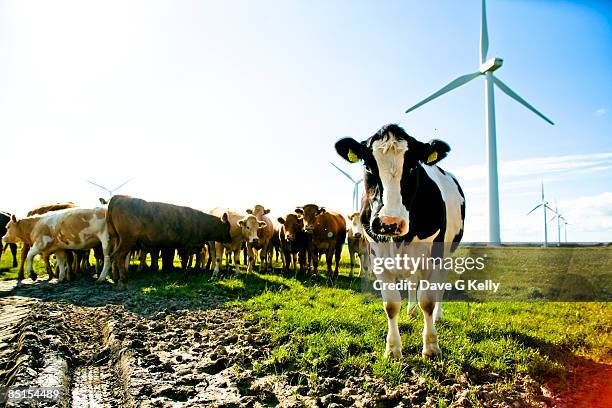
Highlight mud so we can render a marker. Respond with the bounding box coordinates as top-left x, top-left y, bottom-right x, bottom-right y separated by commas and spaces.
0, 278, 593, 407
